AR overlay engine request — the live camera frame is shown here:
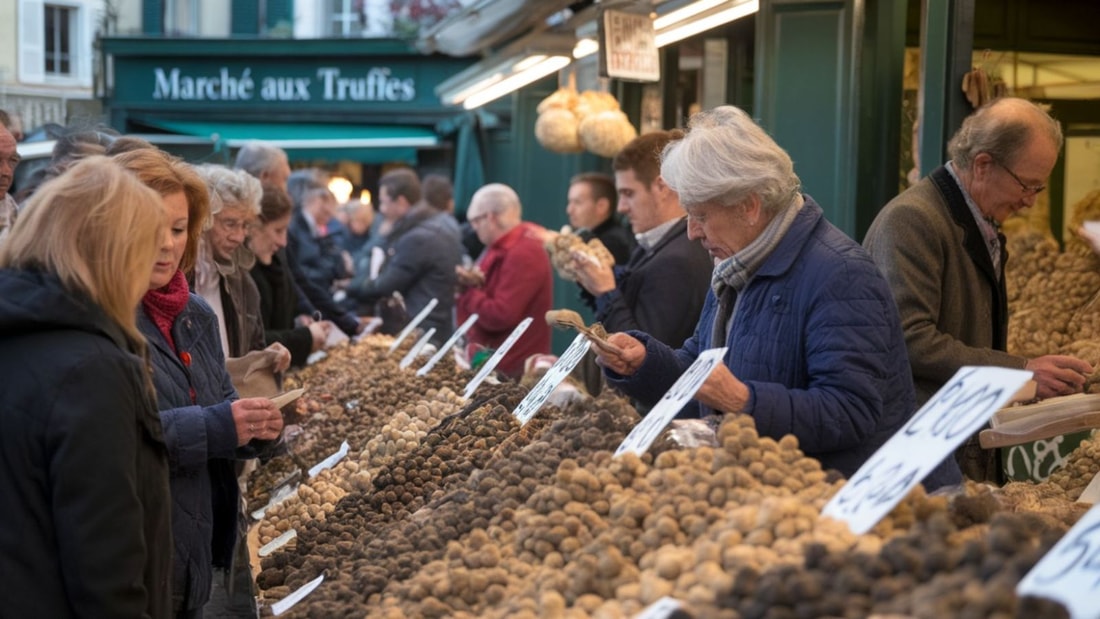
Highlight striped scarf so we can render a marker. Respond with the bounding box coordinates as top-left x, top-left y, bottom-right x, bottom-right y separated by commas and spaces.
710, 194, 804, 343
